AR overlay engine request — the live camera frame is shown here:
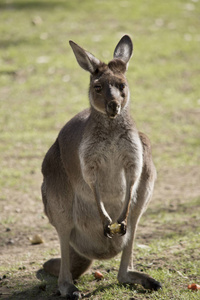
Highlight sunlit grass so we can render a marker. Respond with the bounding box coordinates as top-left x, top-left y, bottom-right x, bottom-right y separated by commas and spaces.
0, 0, 200, 299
